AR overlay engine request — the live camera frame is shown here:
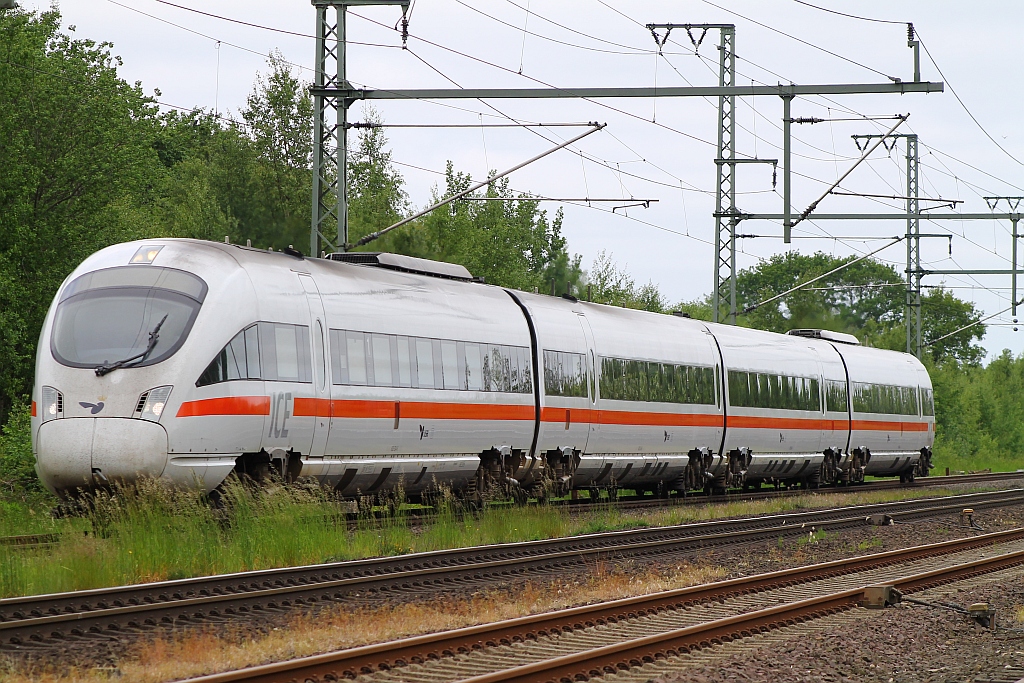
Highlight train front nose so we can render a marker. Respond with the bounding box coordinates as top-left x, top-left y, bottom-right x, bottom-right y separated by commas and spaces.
35, 418, 168, 495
